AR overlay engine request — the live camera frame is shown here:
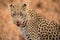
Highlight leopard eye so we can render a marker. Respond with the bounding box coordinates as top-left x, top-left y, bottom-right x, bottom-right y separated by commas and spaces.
12, 11, 16, 16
